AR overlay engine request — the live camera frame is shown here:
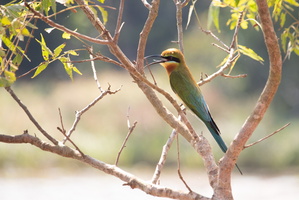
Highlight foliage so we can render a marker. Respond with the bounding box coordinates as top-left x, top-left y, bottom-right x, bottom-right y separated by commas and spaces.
189, 0, 299, 63
0, 0, 108, 85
